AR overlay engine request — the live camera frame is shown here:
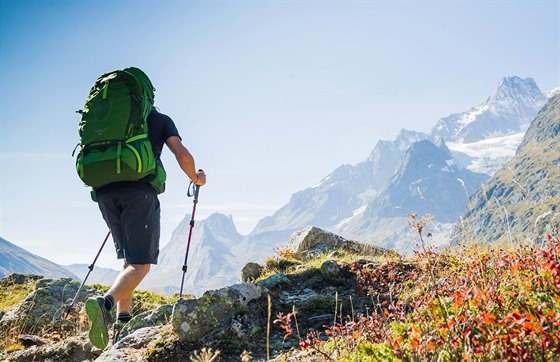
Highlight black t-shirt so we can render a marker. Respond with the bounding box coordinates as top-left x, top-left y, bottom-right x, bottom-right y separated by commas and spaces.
95, 108, 181, 195
147, 108, 181, 159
